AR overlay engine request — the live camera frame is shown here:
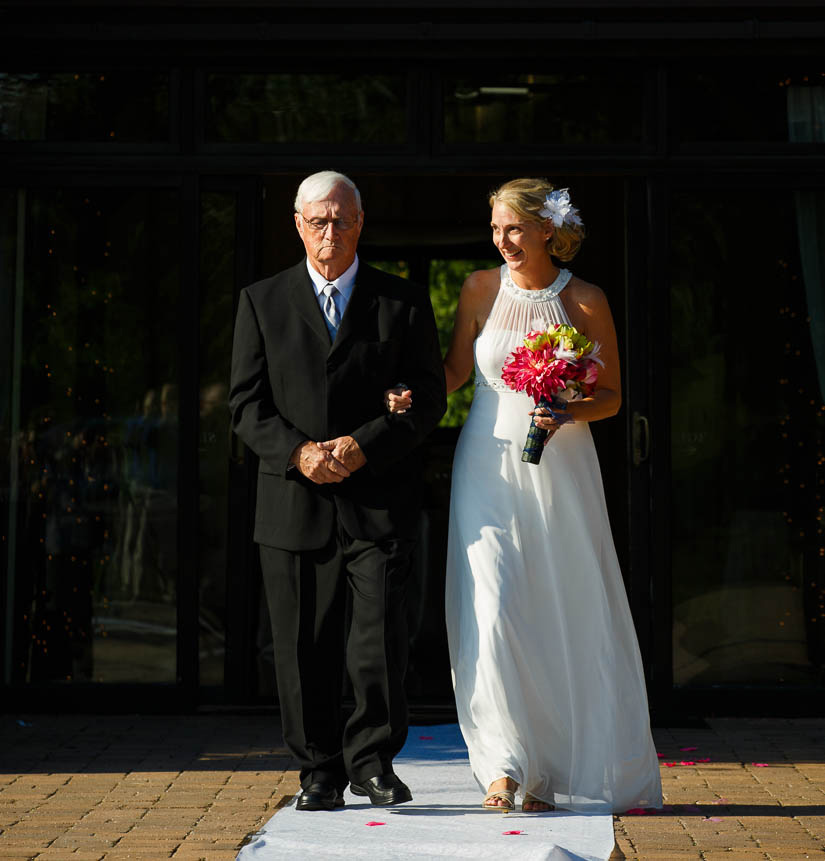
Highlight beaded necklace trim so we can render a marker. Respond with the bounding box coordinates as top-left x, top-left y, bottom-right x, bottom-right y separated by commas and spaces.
500, 264, 572, 302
